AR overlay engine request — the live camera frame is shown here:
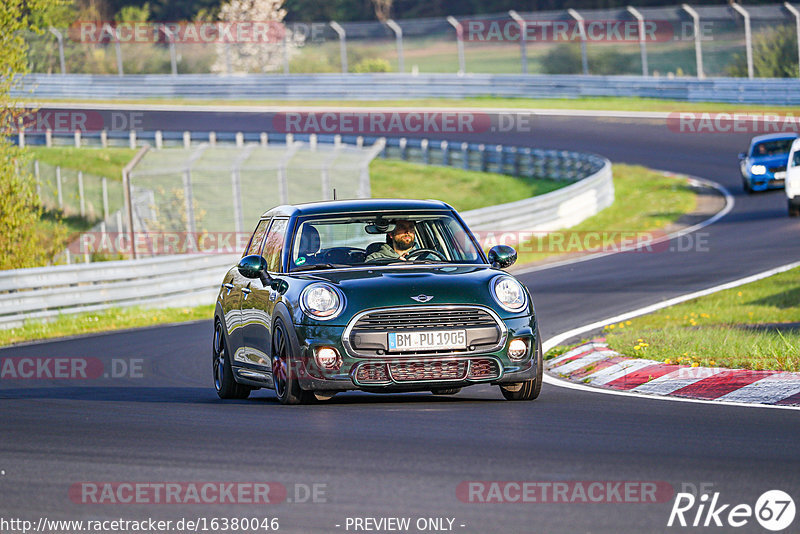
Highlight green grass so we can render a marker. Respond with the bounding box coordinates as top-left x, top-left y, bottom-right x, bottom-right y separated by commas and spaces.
369, 159, 565, 212
515, 164, 697, 264
0, 305, 215, 347
601, 266, 800, 371
27, 147, 136, 180
33, 96, 800, 115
